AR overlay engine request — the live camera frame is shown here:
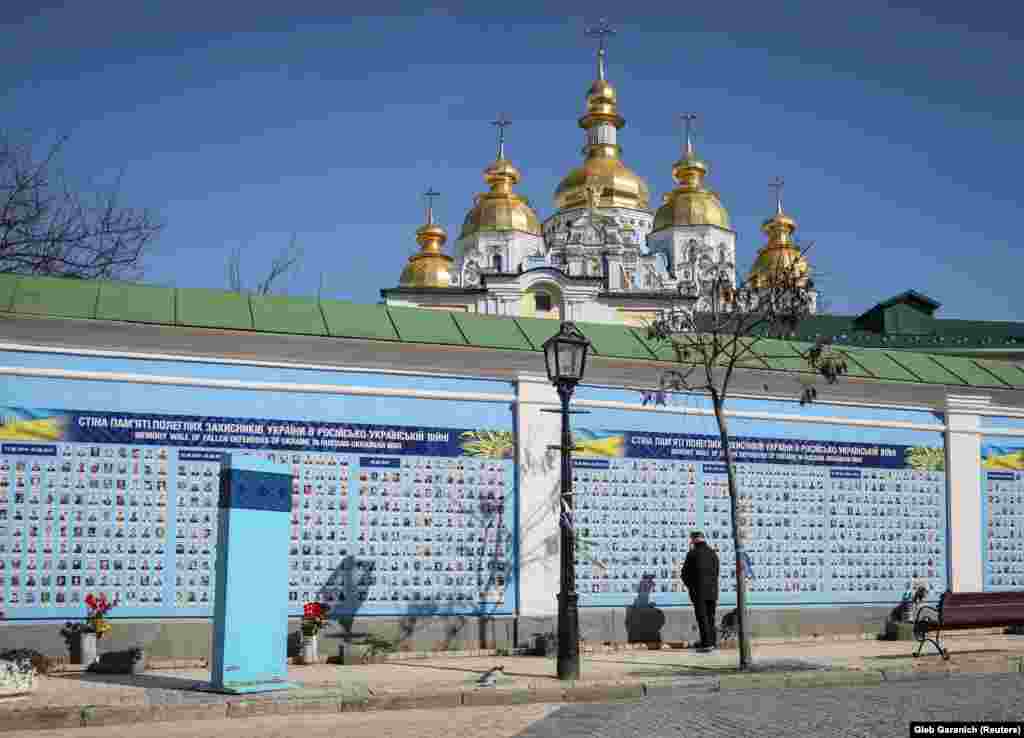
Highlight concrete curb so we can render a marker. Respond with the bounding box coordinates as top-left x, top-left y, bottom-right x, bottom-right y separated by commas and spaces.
2, 667, 1022, 732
